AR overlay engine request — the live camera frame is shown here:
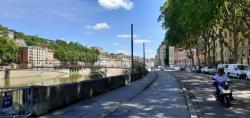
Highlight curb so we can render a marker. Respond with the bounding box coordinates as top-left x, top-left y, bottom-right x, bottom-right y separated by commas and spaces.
101, 72, 159, 118
177, 79, 199, 118
168, 72, 202, 118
